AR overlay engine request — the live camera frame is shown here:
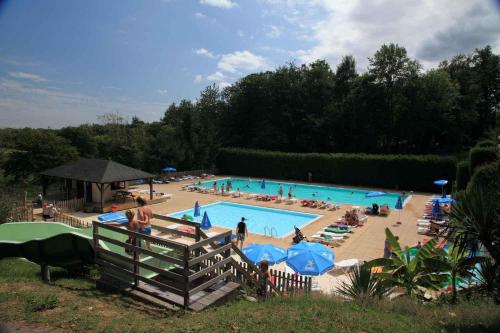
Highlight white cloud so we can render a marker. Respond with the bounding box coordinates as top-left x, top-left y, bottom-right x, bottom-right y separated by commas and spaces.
8, 71, 48, 82
193, 12, 216, 23
0, 78, 164, 128
217, 50, 269, 73
266, 25, 282, 38
199, 0, 236, 9
102, 85, 121, 90
264, 0, 500, 70
195, 48, 217, 59
157, 89, 168, 95
206, 71, 230, 88
194, 74, 203, 83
